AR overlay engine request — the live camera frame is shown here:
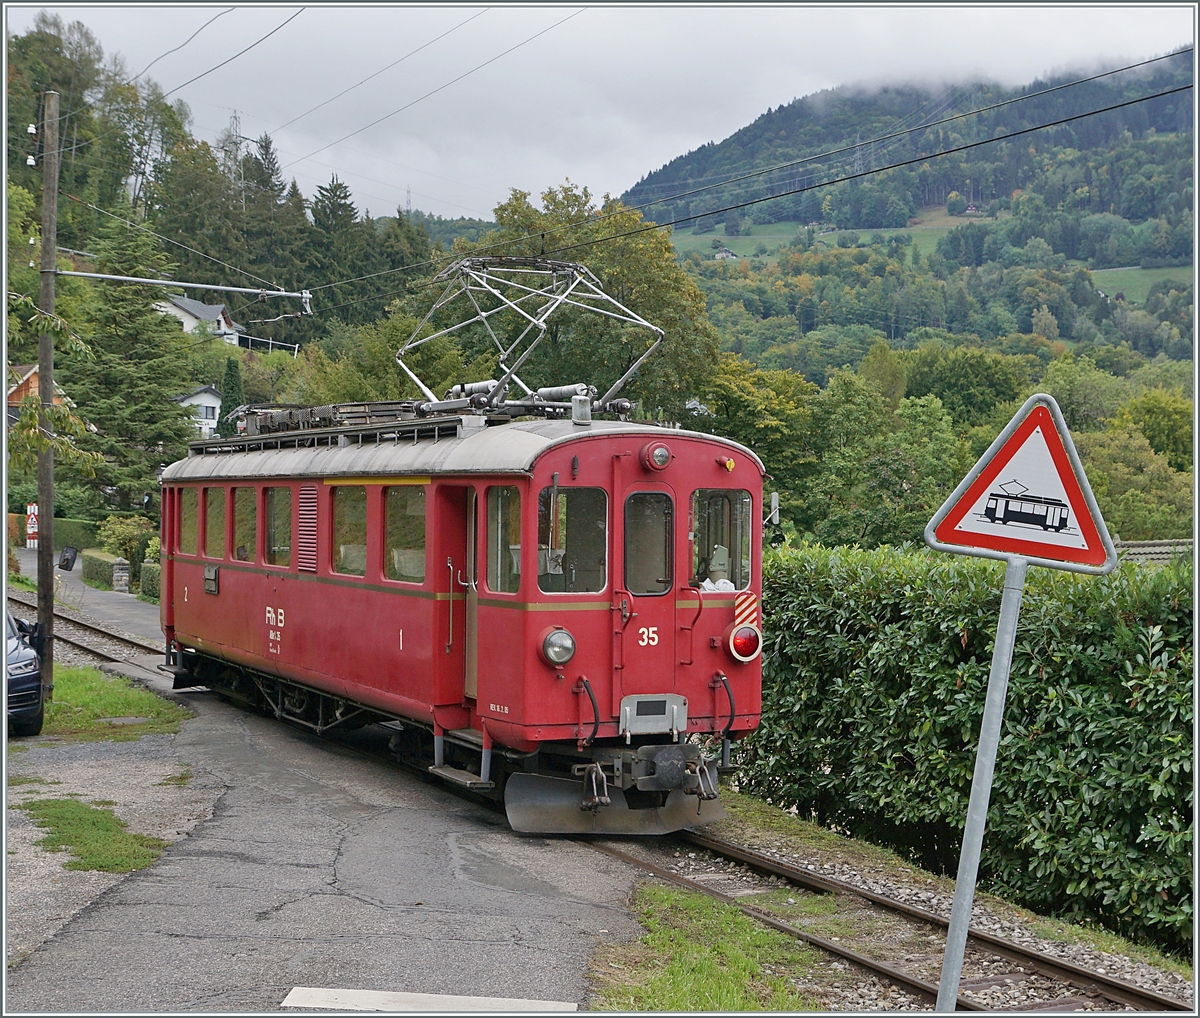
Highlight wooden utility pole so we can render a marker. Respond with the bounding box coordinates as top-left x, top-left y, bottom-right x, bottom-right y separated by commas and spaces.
37, 89, 59, 696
